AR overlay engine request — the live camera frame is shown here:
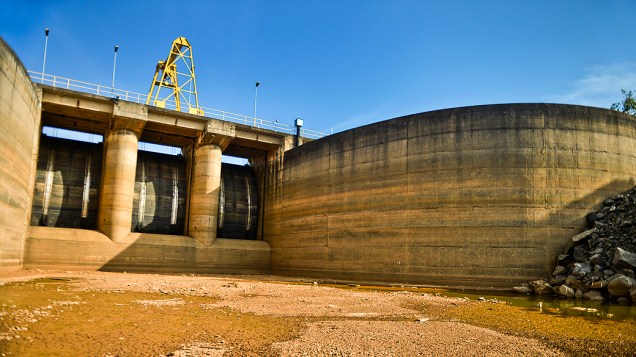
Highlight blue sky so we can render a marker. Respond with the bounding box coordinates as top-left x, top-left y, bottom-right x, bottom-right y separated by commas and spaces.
2, 0, 635, 135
